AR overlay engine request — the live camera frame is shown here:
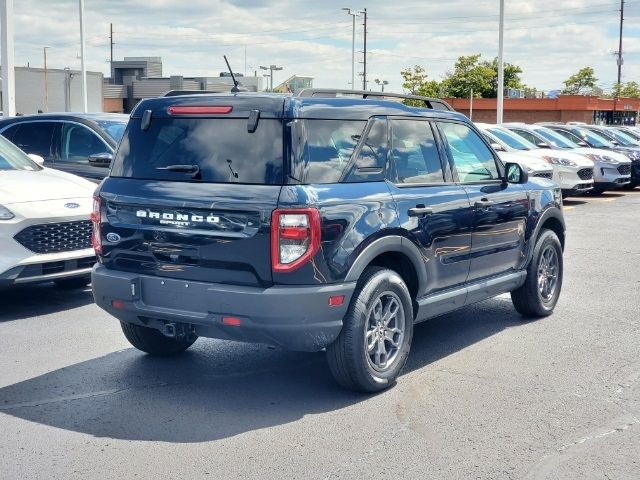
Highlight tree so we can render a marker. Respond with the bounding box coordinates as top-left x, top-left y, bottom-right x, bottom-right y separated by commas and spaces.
562, 67, 598, 95
612, 81, 640, 98
482, 57, 524, 97
400, 65, 442, 105
441, 54, 496, 98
